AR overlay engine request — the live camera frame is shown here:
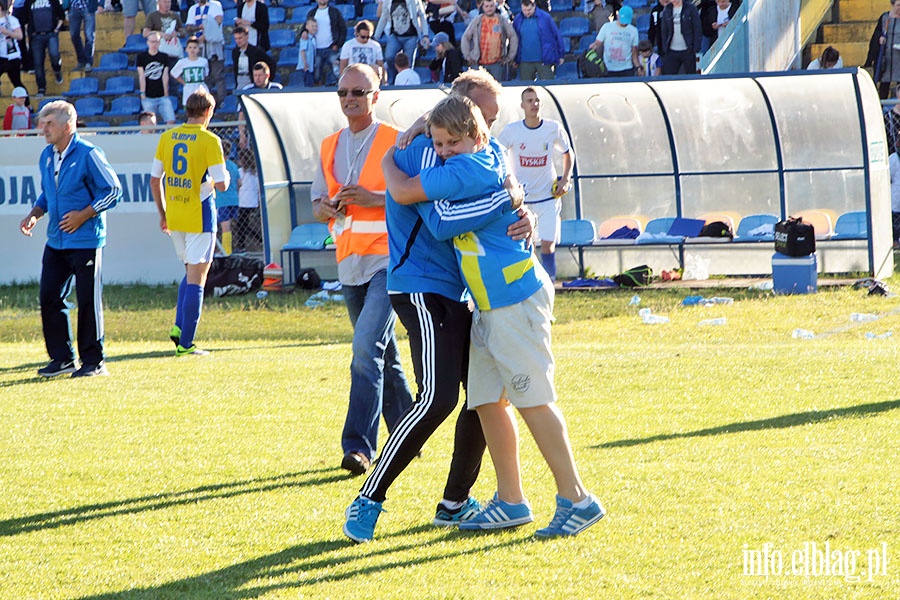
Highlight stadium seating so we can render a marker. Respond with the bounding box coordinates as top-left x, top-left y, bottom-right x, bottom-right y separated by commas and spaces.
219, 95, 241, 114
596, 216, 643, 239
558, 17, 590, 38
269, 7, 286, 23
556, 62, 579, 80
414, 66, 433, 83
636, 14, 651, 38
120, 33, 148, 53
281, 0, 311, 7
578, 34, 594, 53
559, 219, 597, 246
223, 8, 237, 23
454, 21, 467, 41
288, 9, 310, 23
93, 52, 130, 72
278, 46, 300, 67
287, 70, 308, 87
362, 2, 377, 19
793, 209, 836, 239
551, 0, 575, 13
99, 75, 136, 96
735, 213, 778, 241
269, 29, 296, 48
63, 77, 100, 97
107, 95, 142, 116
280, 222, 333, 284
74, 96, 104, 116
831, 211, 868, 240
337, 4, 355, 21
